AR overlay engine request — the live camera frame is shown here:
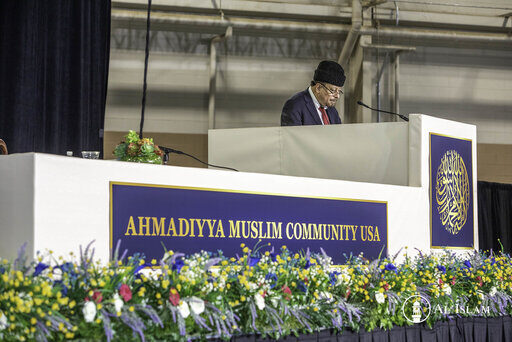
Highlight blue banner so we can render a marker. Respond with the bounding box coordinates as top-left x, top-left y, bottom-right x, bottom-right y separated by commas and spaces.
110, 182, 388, 264
430, 133, 474, 249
